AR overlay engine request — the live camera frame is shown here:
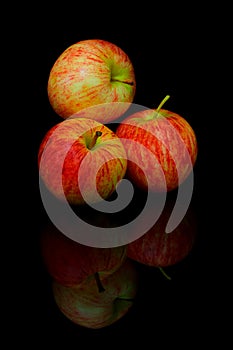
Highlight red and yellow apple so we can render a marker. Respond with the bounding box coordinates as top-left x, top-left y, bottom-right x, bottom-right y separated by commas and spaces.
38, 117, 127, 205
126, 199, 197, 268
115, 95, 198, 192
52, 258, 139, 329
47, 39, 136, 122
40, 222, 127, 287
